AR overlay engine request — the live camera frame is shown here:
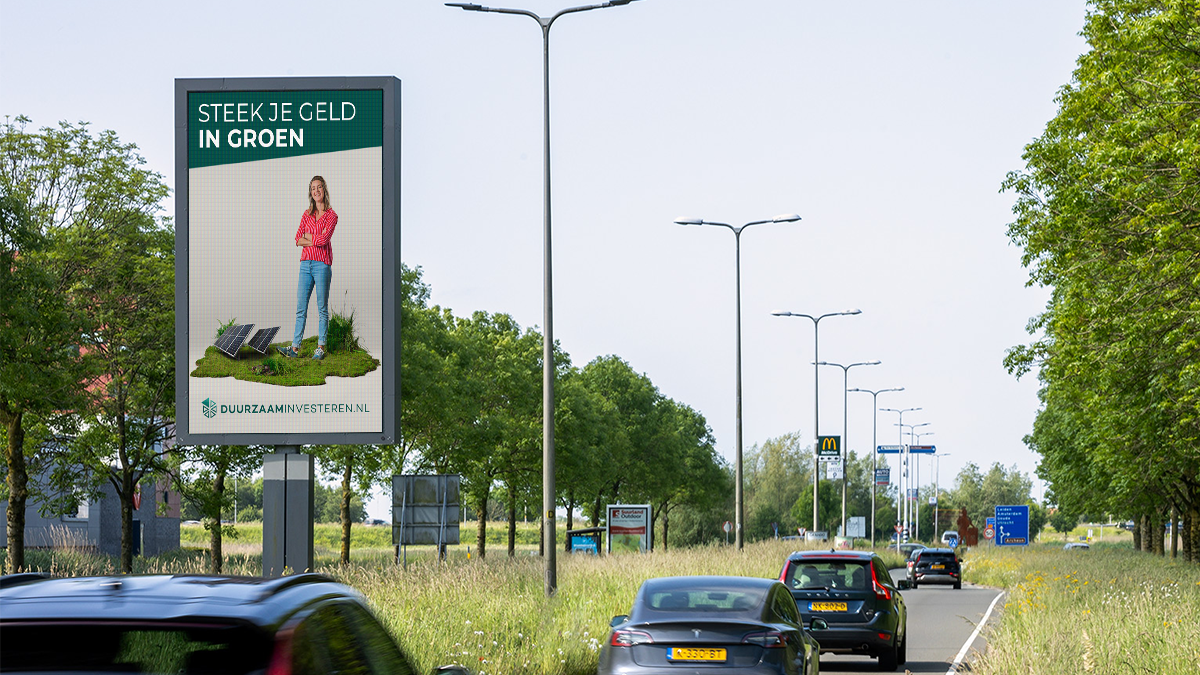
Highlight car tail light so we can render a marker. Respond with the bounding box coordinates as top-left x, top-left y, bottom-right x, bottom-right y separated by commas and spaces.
265, 628, 294, 675
743, 631, 789, 648
779, 563, 790, 583
869, 564, 892, 600
610, 629, 654, 647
